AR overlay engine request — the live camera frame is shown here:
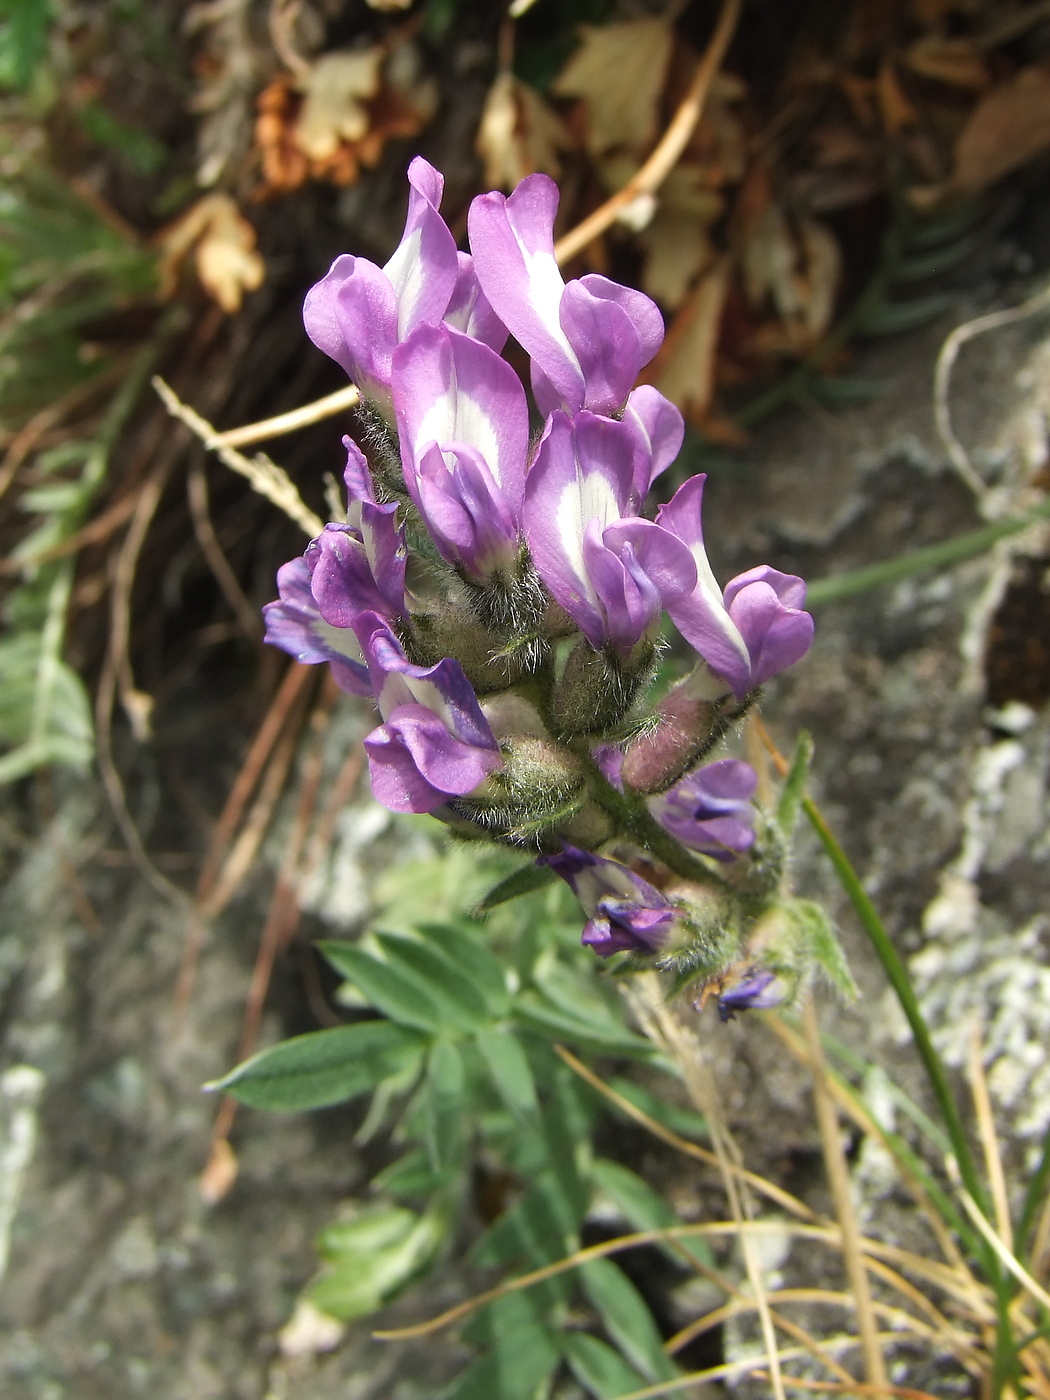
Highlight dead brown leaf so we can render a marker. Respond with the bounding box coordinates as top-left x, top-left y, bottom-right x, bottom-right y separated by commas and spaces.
877, 58, 918, 134
742, 201, 841, 347
612, 162, 723, 309
902, 35, 989, 89
156, 194, 265, 314
646, 260, 730, 421
952, 64, 1050, 192
551, 17, 674, 157
294, 49, 383, 161
477, 72, 572, 190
